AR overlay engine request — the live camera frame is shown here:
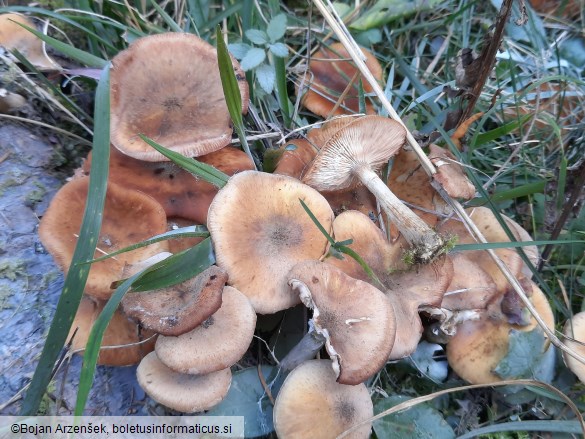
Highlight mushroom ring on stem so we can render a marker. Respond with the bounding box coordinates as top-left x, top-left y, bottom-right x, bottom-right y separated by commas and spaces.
302, 115, 447, 264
